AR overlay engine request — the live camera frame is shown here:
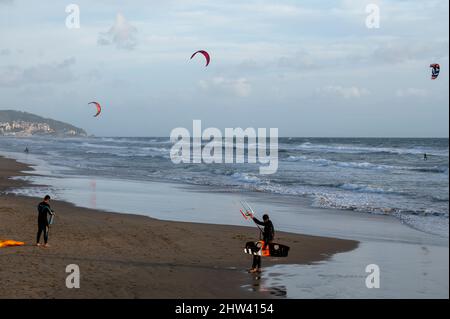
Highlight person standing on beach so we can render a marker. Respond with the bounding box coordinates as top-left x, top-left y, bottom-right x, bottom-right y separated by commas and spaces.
36, 195, 54, 248
249, 214, 275, 273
